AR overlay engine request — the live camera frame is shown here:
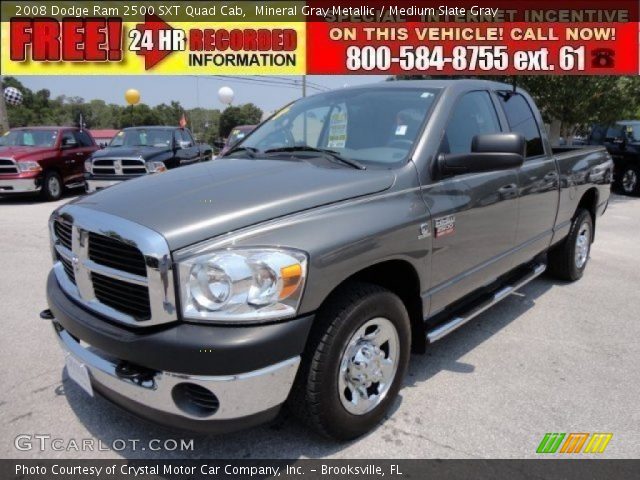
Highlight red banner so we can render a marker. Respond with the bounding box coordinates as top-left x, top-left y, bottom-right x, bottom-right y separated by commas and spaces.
306, 0, 639, 75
